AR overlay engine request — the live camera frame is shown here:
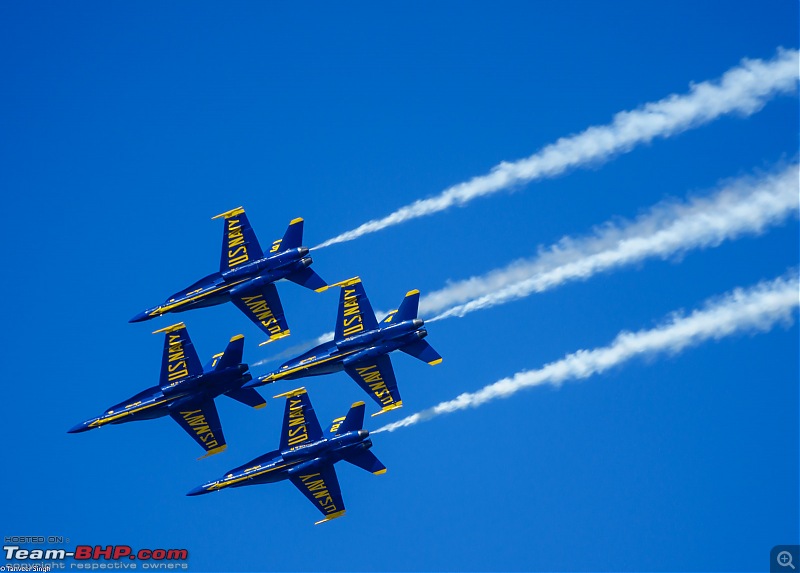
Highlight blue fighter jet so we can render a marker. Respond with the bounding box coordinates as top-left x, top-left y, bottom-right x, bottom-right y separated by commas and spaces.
244, 277, 442, 415
68, 323, 266, 459
187, 387, 385, 524
130, 207, 328, 345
